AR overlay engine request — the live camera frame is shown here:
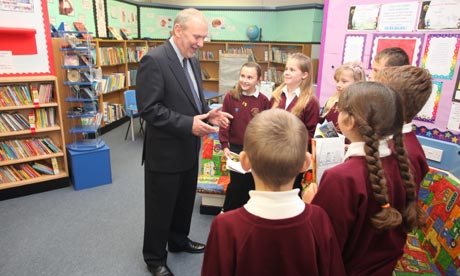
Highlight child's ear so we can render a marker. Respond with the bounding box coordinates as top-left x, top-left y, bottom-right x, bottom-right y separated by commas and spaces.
341, 112, 356, 131
301, 152, 312, 172
240, 151, 251, 171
